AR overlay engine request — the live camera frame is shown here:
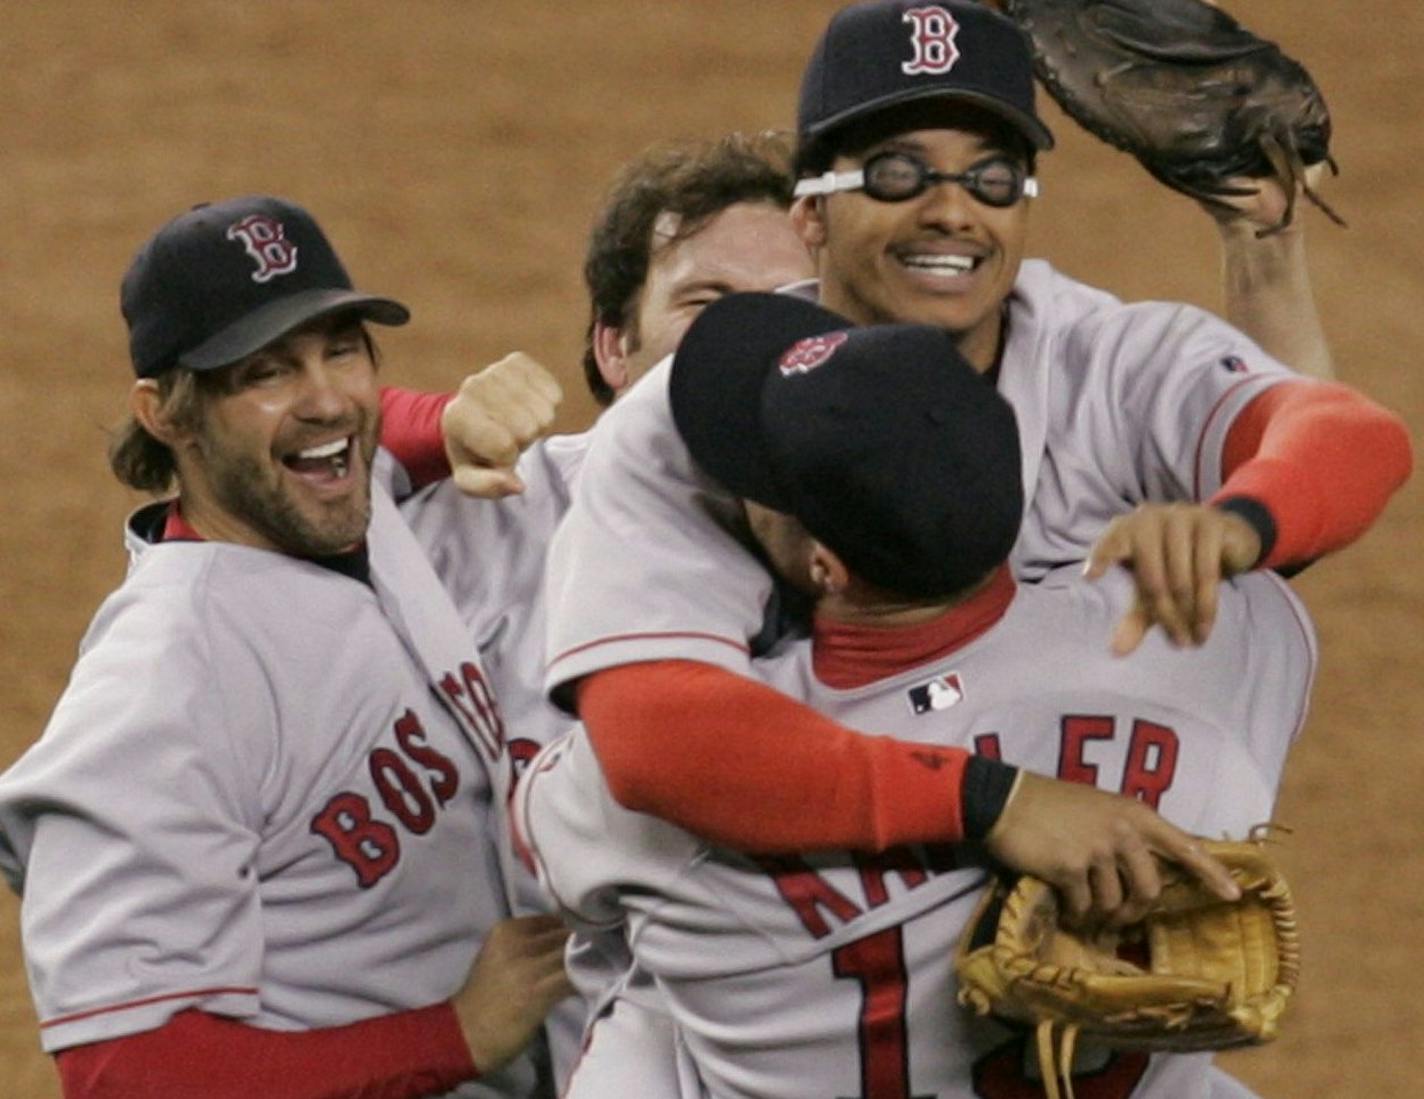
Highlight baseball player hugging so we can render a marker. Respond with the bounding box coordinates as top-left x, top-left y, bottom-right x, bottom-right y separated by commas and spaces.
513, 3, 1405, 1094
534, 0, 1407, 889
519, 293, 1318, 1099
